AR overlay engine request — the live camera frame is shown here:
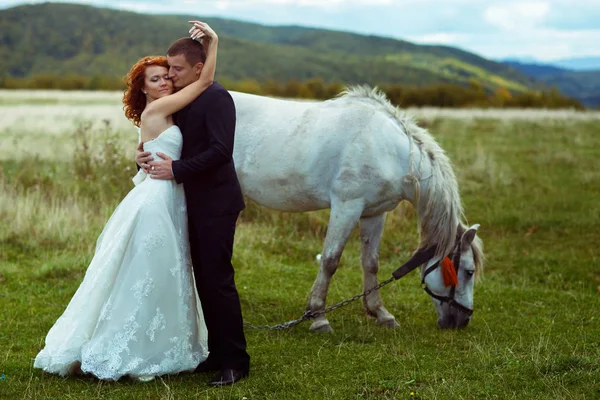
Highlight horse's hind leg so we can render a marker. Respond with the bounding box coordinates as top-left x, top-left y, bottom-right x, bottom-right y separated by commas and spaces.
359, 213, 399, 328
307, 199, 363, 333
